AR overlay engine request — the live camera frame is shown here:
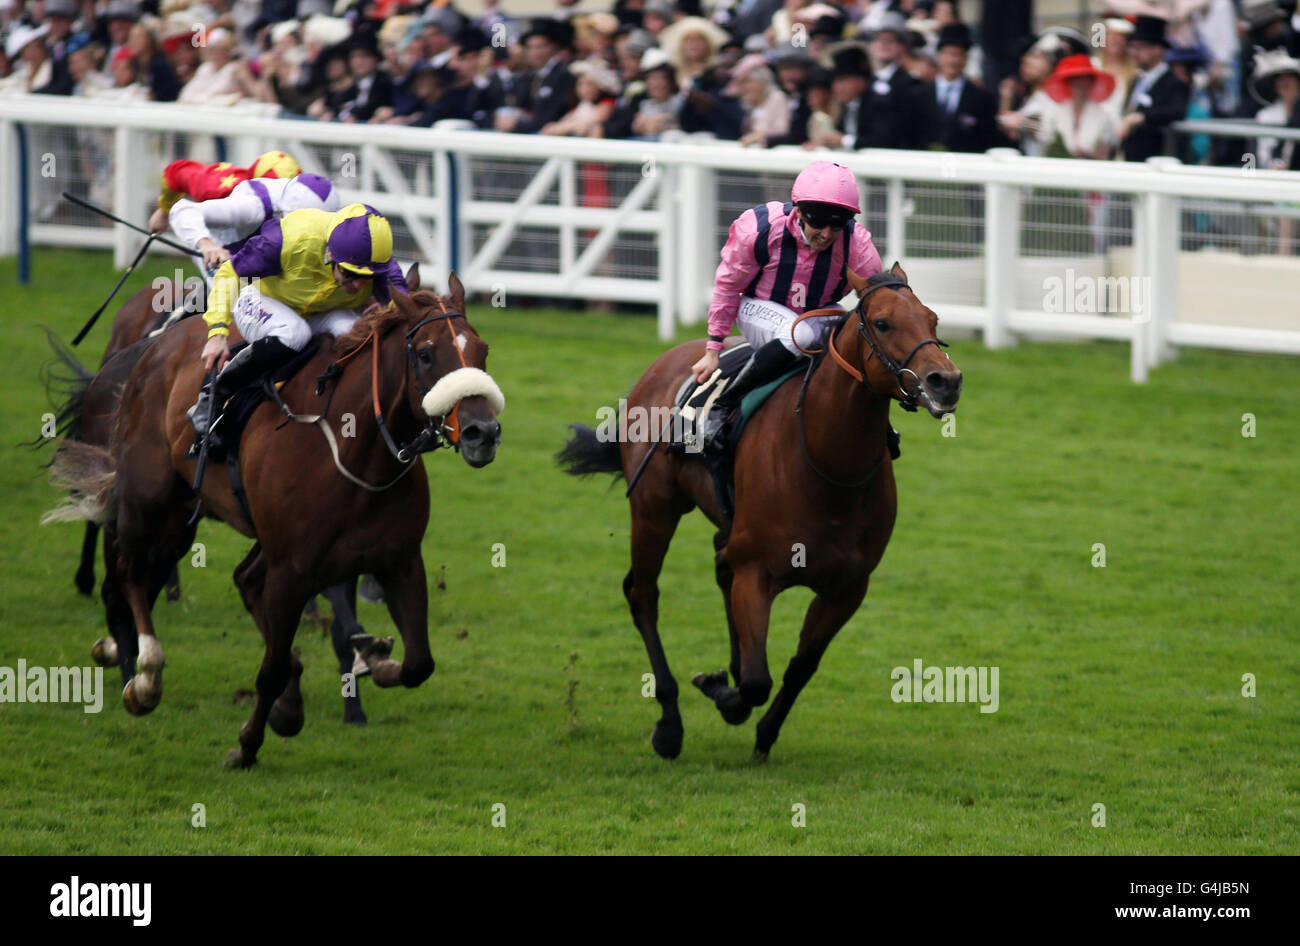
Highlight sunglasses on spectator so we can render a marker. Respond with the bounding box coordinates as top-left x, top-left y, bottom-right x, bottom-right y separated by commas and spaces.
799, 205, 853, 230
